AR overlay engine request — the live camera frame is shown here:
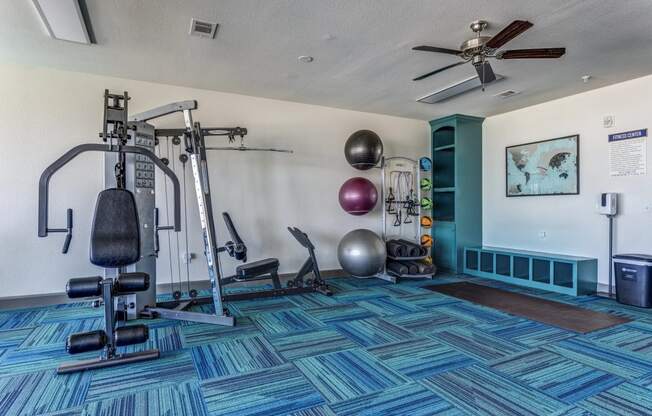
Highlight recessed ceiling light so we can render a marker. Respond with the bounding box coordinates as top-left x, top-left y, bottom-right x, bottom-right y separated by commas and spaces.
32, 0, 92, 44
298, 56, 314, 63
